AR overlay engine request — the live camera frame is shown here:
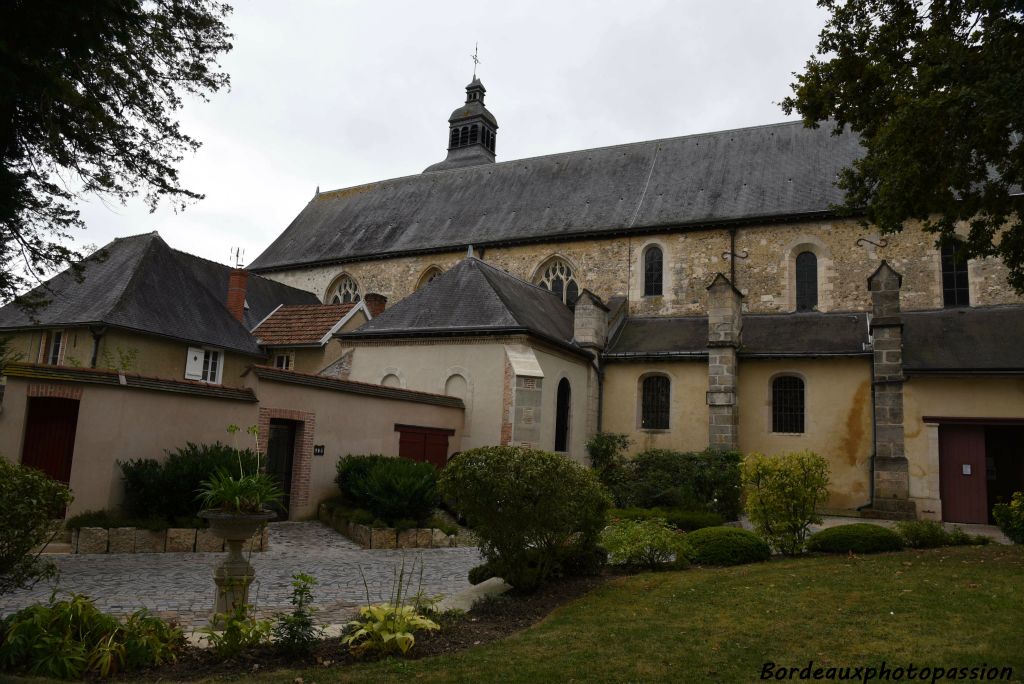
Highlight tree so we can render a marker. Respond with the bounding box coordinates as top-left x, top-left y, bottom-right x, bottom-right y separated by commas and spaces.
0, 0, 233, 306
782, 1, 1024, 292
